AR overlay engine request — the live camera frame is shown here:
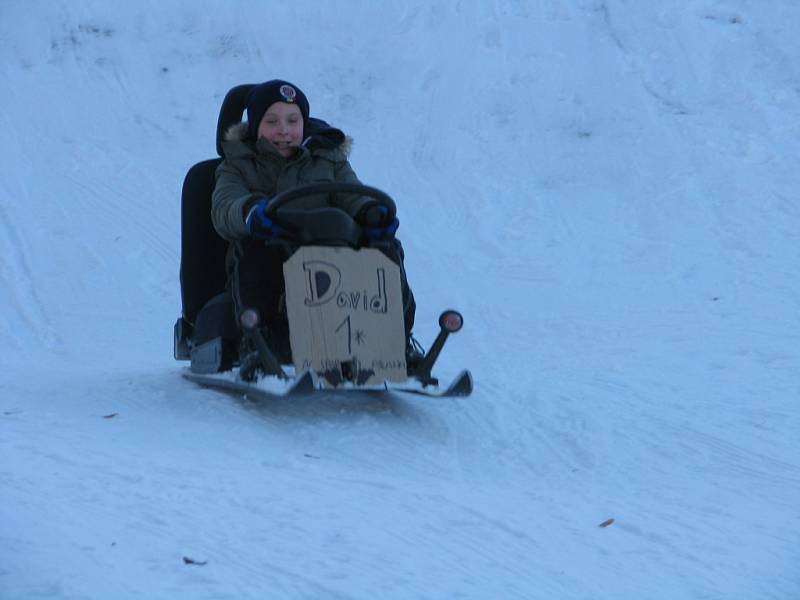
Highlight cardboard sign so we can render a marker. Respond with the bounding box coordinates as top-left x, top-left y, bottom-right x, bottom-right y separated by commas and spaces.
283, 246, 408, 387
